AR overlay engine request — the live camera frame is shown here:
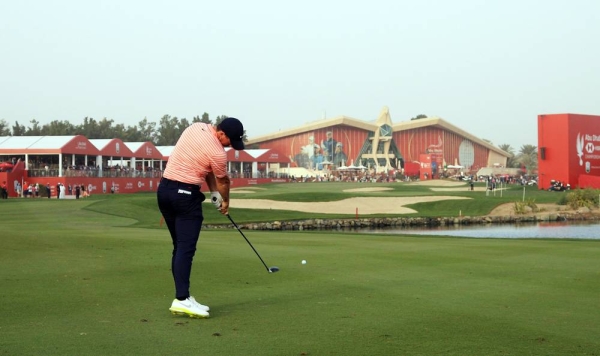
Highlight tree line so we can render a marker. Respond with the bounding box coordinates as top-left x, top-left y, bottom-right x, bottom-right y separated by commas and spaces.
0, 113, 247, 146
498, 143, 538, 173
1, 113, 536, 172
